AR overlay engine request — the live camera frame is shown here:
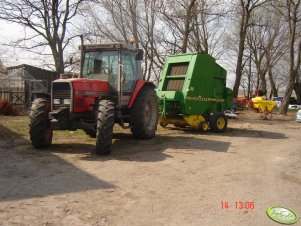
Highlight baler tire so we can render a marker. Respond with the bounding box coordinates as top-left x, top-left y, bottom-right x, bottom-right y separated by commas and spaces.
174, 124, 187, 128
29, 98, 52, 148
83, 129, 96, 138
209, 112, 227, 133
131, 86, 158, 139
96, 99, 115, 155
160, 122, 168, 128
